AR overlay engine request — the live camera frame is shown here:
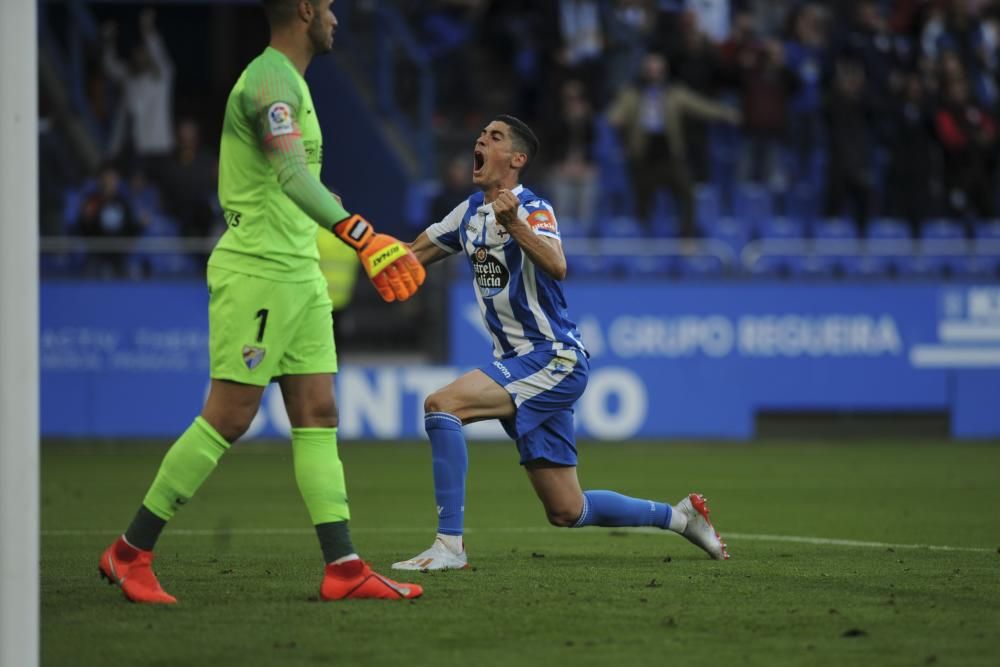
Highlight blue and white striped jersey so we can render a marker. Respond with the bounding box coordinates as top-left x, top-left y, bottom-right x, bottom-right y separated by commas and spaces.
425, 184, 587, 360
